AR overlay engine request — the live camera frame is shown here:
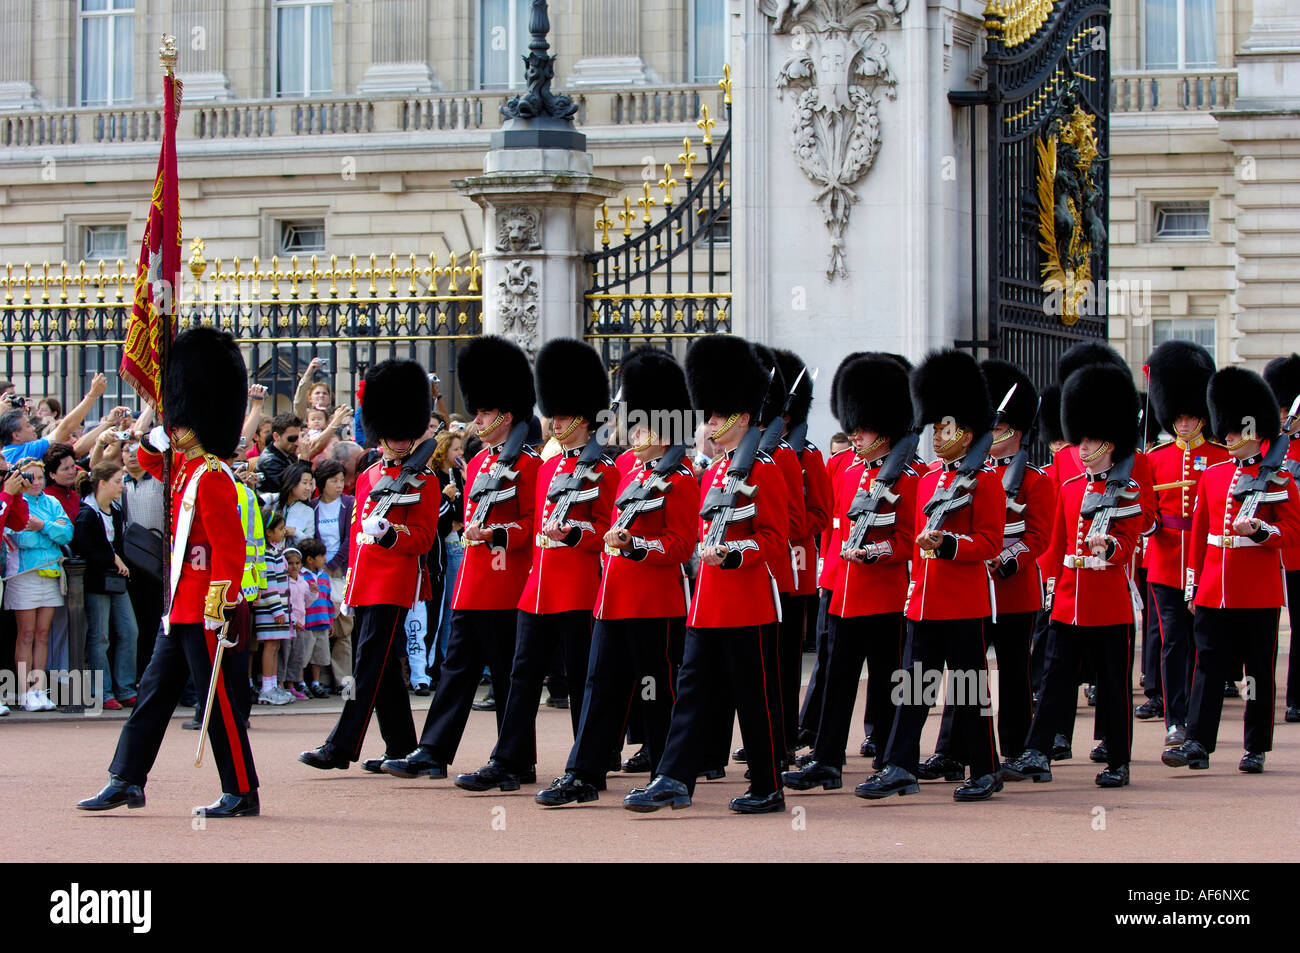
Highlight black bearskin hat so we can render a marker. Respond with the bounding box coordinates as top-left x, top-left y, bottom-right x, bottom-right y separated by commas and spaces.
910, 349, 992, 437
980, 359, 1038, 435
751, 344, 787, 428
837, 353, 912, 442
773, 348, 813, 426
535, 338, 609, 425
1264, 353, 1300, 413
829, 350, 868, 423
1147, 340, 1215, 434
617, 347, 693, 446
360, 359, 432, 442
164, 326, 247, 459
456, 335, 535, 422
1061, 362, 1140, 459
686, 336, 768, 421
1208, 366, 1281, 445
1058, 340, 1124, 386
1039, 384, 1064, 444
